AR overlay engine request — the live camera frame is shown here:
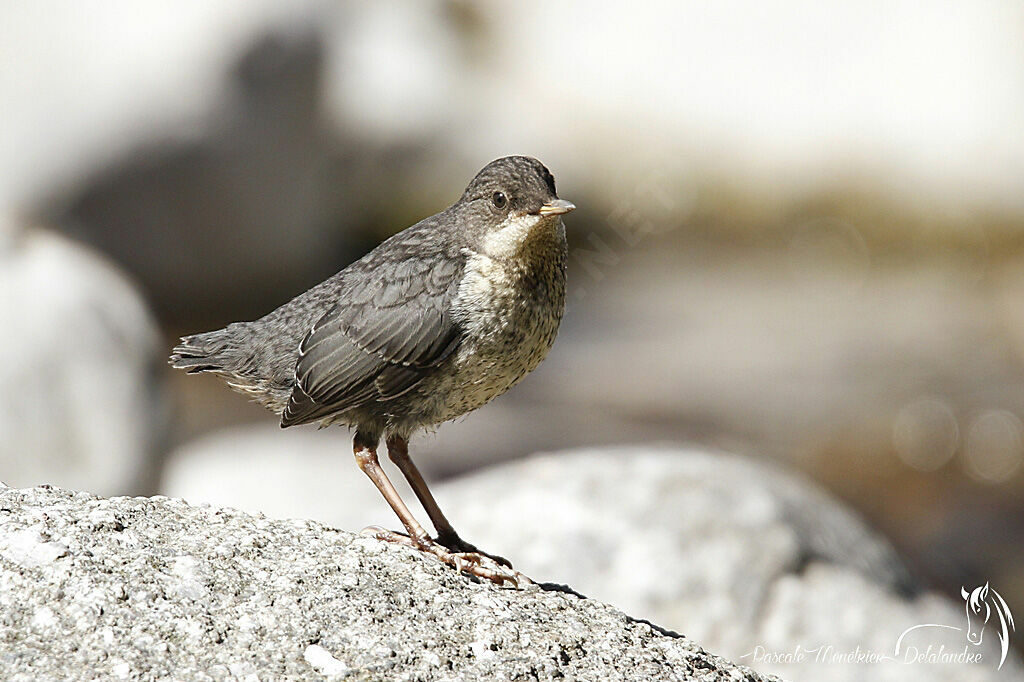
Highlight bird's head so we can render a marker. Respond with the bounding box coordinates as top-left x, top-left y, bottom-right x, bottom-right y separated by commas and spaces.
456, 156, 575, 259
